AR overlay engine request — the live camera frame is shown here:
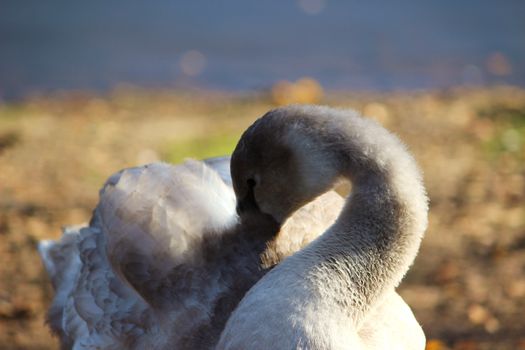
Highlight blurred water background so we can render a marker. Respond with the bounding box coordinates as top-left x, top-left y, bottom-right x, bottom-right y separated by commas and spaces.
1, 0, 524, 99
1, 2, 525, 349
